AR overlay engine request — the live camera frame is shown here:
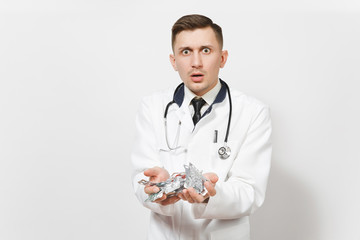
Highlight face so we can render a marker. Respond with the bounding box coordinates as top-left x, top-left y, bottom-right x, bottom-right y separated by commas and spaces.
170, 27, 228, 96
